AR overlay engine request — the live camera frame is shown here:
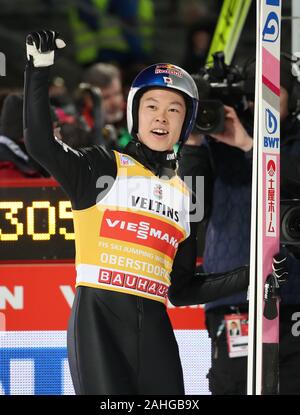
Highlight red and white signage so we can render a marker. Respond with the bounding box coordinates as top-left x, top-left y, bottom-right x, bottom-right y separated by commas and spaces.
100, 210, 184, 258
0, 264, 206, 331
